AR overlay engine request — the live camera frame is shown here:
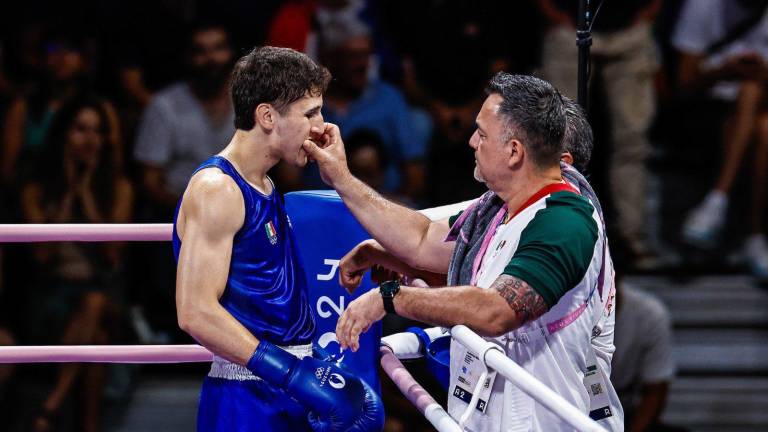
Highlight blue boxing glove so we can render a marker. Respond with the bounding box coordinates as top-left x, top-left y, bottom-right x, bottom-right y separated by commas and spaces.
248, 341, 384, 432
